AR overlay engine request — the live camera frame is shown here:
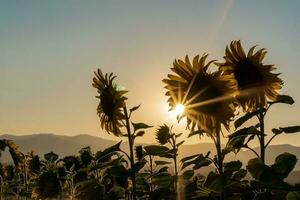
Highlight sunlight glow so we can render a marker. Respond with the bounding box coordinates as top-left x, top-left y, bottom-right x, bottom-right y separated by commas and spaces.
171, 104, 185, 117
